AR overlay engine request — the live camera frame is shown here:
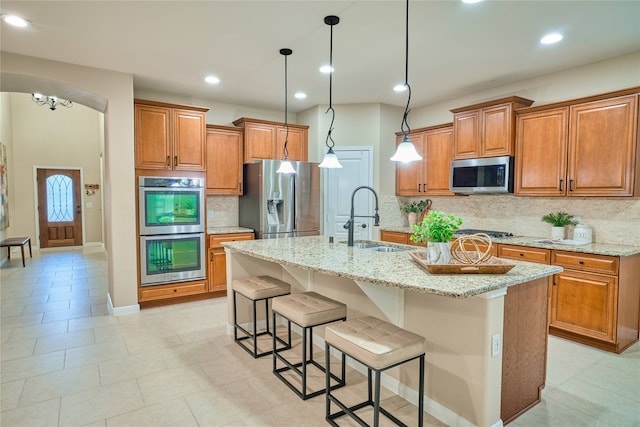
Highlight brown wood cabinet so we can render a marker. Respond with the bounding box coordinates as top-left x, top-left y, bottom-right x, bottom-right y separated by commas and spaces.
207, 233, 254, 294
134, 99, 208, 171
205, 125, 243, 195
515, 90, 640, 196
380, 230, 427, 247
549, 251, 639, 353
139, 280, 208, 303
395, 124, 454, 196
232, 118, 308, 163
451, 96, 534, 159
